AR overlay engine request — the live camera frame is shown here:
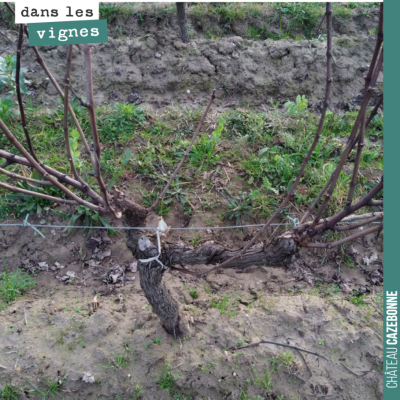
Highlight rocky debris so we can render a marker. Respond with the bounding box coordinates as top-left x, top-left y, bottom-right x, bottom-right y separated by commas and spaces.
20, 259, 49, 274
50, 262, 65, 271
366, 268, 383, 285
127, 88, 142, 104
358, 264, 383, 286
86, 231, 112, 252
362, 253, 379, 266
93, 248, 111, 261
291, 261, 315, 285
331, 272, 353, 294
82, 372, 95, 384
56, 270, 78, 283
101, 262, 128, 285
128, 261, 138, 273
338, 100, 355, 112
